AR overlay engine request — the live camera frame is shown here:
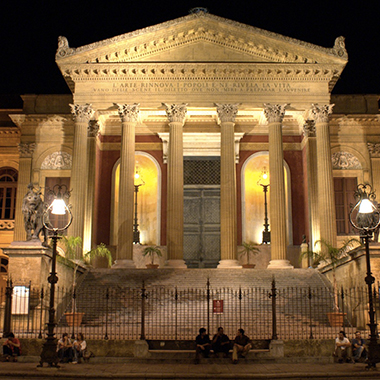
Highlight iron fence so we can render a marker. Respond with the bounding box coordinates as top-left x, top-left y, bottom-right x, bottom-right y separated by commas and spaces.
1, 278, 379, 341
